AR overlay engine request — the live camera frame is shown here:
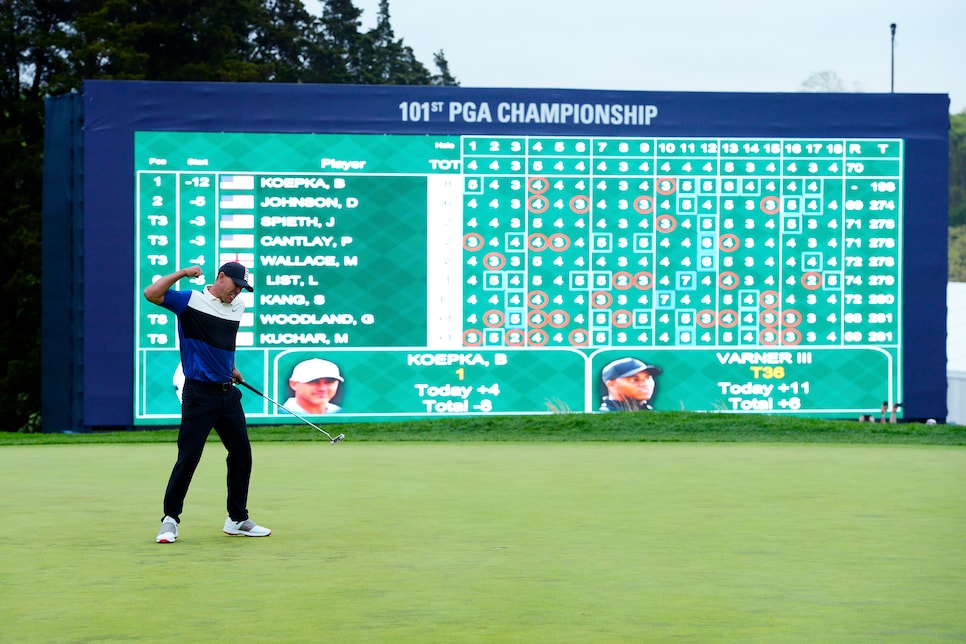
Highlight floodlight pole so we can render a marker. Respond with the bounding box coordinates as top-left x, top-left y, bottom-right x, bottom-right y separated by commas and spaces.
890, 23, 896, 93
